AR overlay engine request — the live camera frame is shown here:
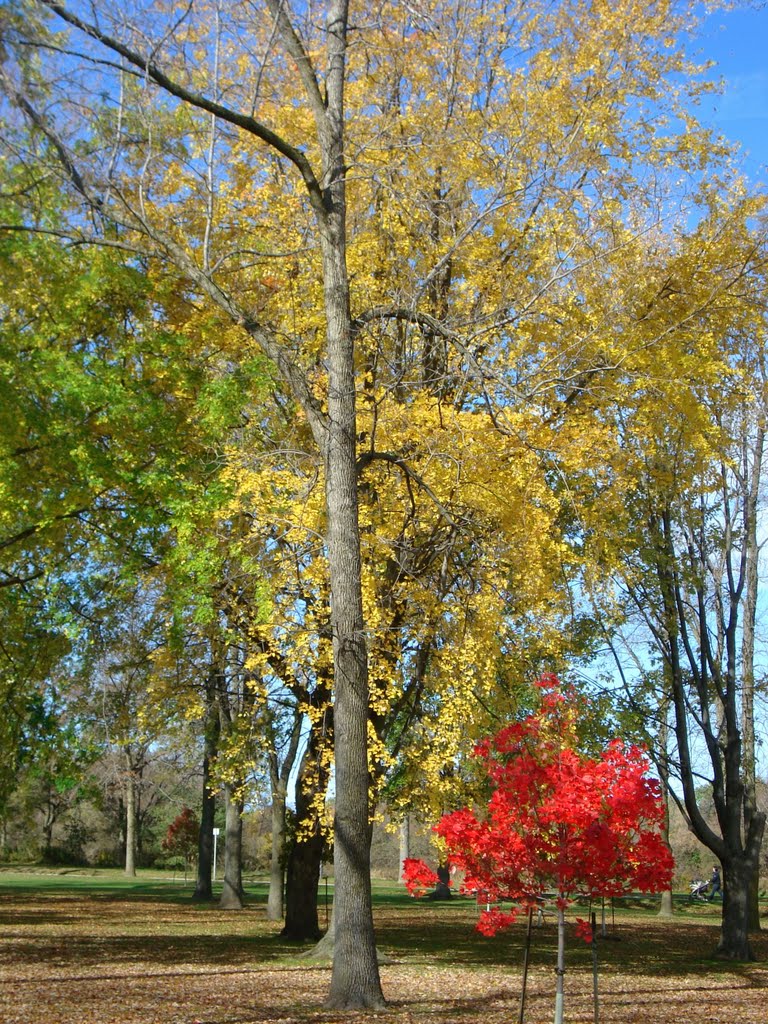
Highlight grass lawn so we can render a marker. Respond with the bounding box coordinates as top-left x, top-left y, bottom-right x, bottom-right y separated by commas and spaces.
0, 867, 766, 1023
